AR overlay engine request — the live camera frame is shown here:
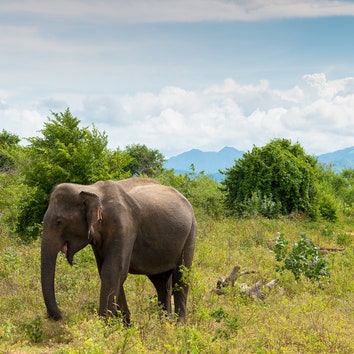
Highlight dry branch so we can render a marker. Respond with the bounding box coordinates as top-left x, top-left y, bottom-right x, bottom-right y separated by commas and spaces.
214, 265, 279, 300
318, 247, 345, 255
216, 266, 256, 290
